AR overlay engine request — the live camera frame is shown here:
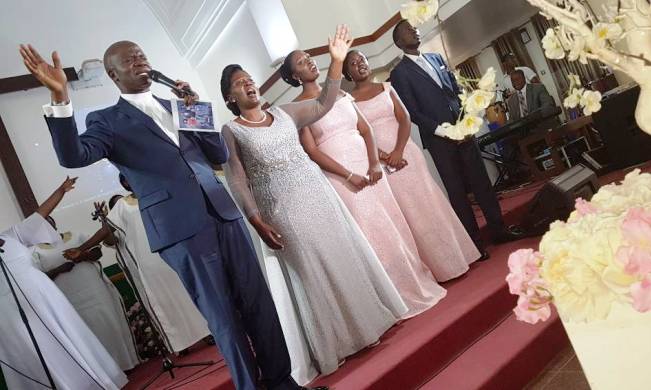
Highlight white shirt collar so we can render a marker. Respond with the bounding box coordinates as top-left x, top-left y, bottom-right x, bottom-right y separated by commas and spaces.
121, 90, 155, 104
405, 52, 424, 63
